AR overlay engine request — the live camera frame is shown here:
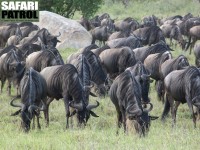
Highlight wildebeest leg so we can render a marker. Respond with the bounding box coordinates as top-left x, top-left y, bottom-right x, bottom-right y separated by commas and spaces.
36, 115, 41, 129
168, 95, 175, 127
44, 97, 54, 127
116, 110, 122, 135
187, 100, 196, 128
7, 81, 12, 96
63, 96, 70, 129
161, 93, 171, 121
32, 115, 35, 129
174, 101, 180, 120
